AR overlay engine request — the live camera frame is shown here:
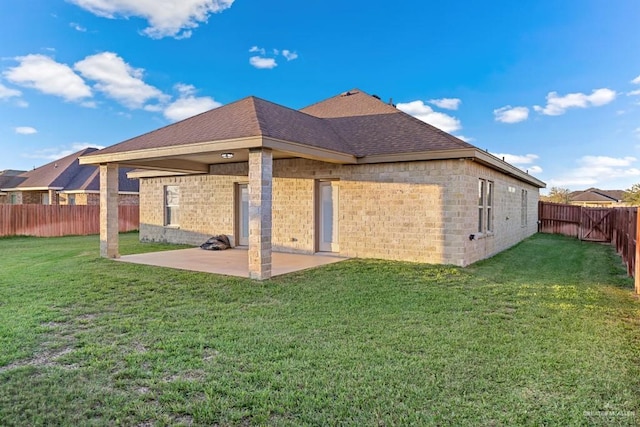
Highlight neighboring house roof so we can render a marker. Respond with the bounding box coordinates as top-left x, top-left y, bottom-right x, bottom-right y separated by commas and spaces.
569, 188, 624, 203
0, 170, 26, 188
80, 89, 545, 188
1, 148, 139, 193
